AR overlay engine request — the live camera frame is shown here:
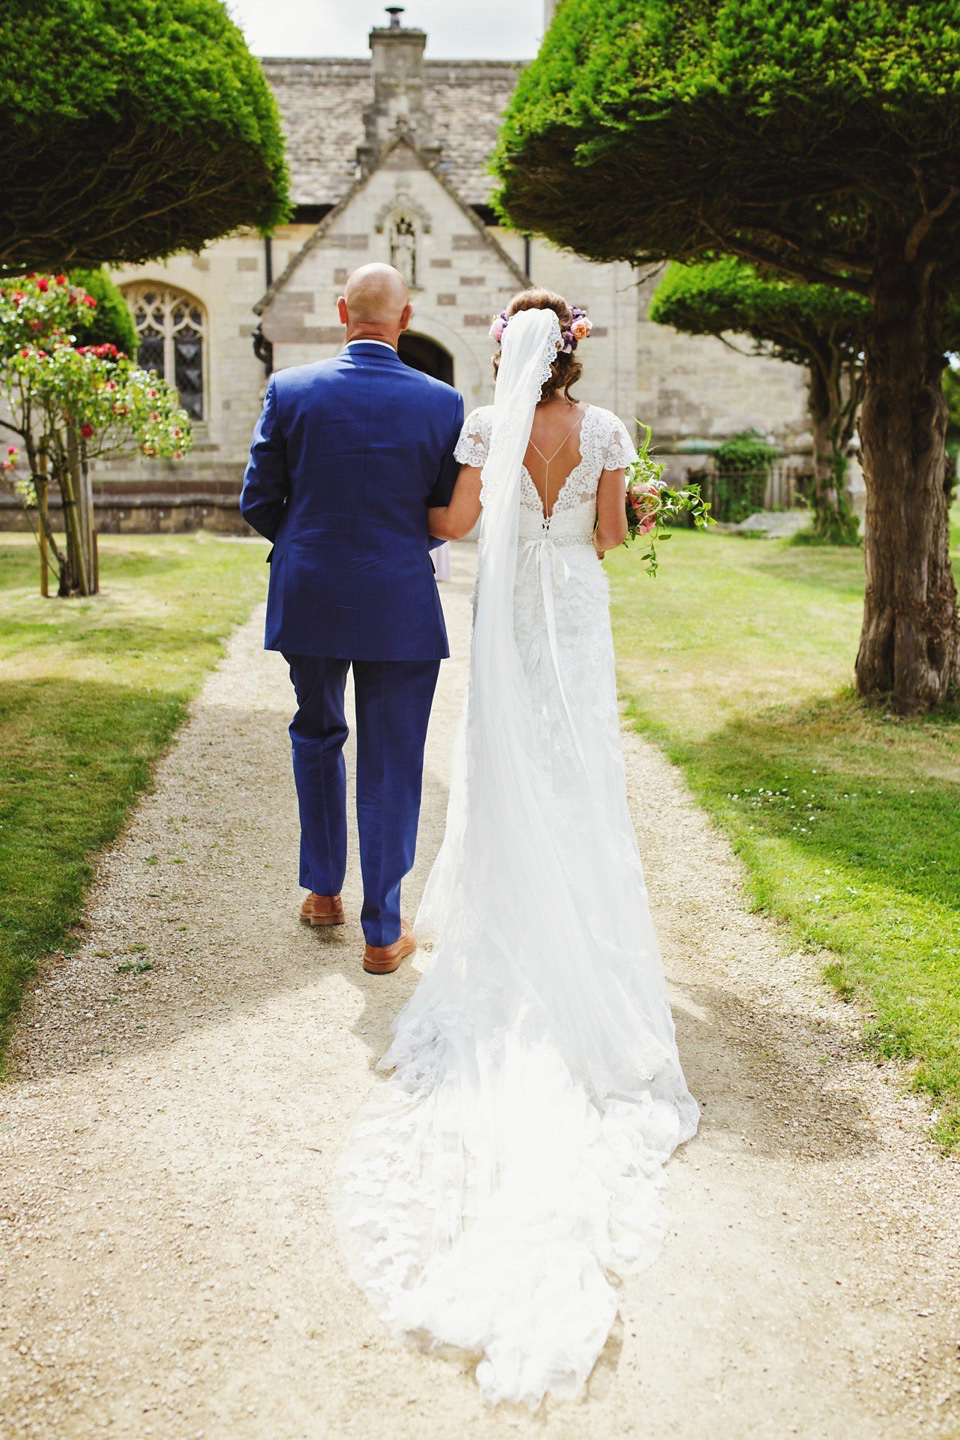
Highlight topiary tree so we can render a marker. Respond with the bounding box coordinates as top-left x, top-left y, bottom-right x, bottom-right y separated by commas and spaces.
495, 0, 960, 711
0, 0, 290, 271
649, 259, 867, 543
